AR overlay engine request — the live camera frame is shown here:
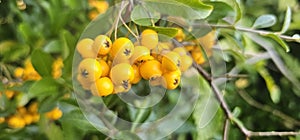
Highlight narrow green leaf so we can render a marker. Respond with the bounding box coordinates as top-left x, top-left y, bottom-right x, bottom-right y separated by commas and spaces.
131, 5, 160, 26
31, 49, 54, 77
264, 33, 290, 52
232, 107, 242, 117
43, 40, 62, 54
143, 26, 179, 38
252, 14, 277, 29
258, 67, 281, 104
205, 1, 235, 22
280, 7, 292, 34
232, 0, 242, 23
144, 0, 212, 20
28, 77, 59, 98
